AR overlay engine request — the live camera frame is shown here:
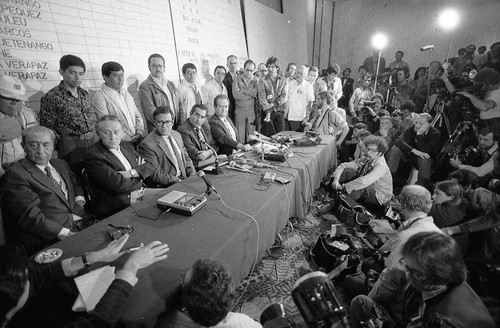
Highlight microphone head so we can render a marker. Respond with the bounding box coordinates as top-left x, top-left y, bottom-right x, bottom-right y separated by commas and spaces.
228, 160, 236, 167
197, 170, 206, 178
